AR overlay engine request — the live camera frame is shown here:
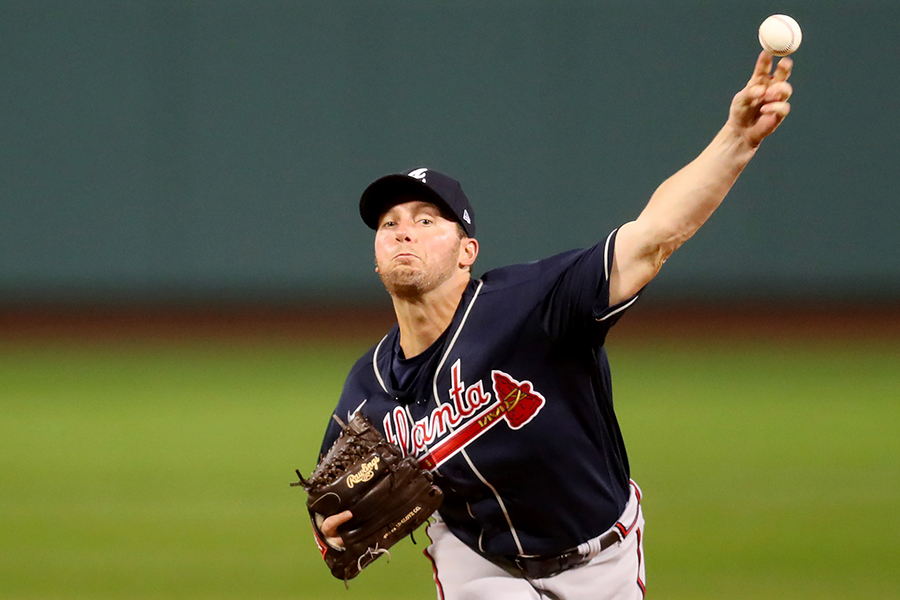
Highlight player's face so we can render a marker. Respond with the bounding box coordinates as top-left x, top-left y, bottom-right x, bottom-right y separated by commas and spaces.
374, 198, 468, 298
